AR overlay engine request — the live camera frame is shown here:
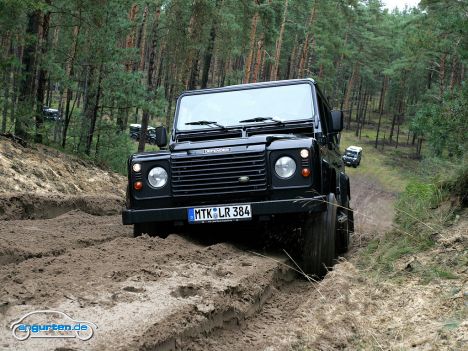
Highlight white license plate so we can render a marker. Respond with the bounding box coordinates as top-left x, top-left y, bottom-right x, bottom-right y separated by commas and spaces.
188, 204, 252, 223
